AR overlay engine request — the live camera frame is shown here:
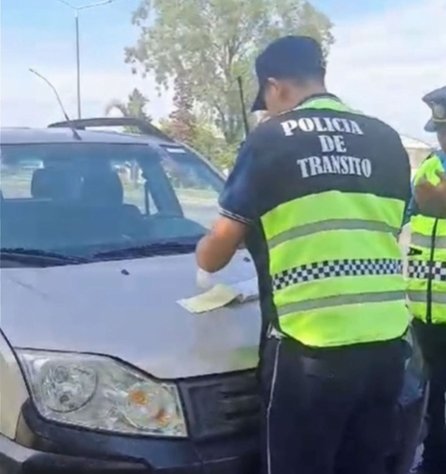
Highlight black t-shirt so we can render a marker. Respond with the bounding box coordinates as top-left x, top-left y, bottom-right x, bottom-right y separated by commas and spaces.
219, 94, 411, 339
